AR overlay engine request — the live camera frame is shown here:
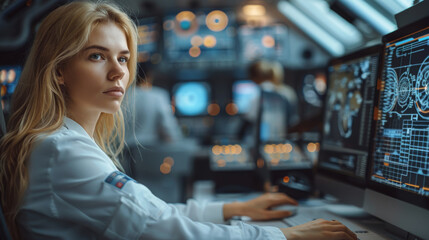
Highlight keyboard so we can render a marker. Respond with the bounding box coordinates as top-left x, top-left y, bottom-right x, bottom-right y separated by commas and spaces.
232, 204, 391, 240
